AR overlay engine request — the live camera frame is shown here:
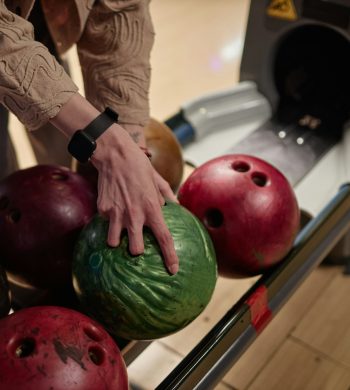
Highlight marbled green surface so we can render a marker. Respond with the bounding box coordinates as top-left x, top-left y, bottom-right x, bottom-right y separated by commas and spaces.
72, 202, 217, 340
